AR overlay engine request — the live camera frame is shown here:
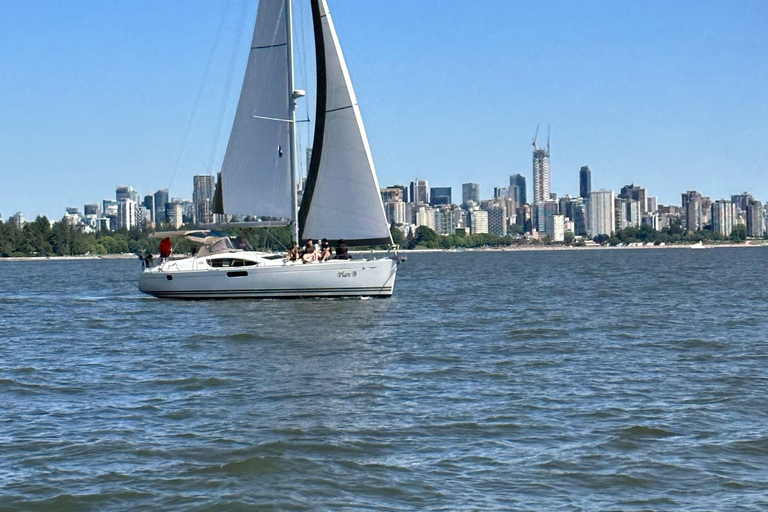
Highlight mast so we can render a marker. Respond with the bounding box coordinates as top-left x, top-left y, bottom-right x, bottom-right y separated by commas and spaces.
286, 0, 300, 244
